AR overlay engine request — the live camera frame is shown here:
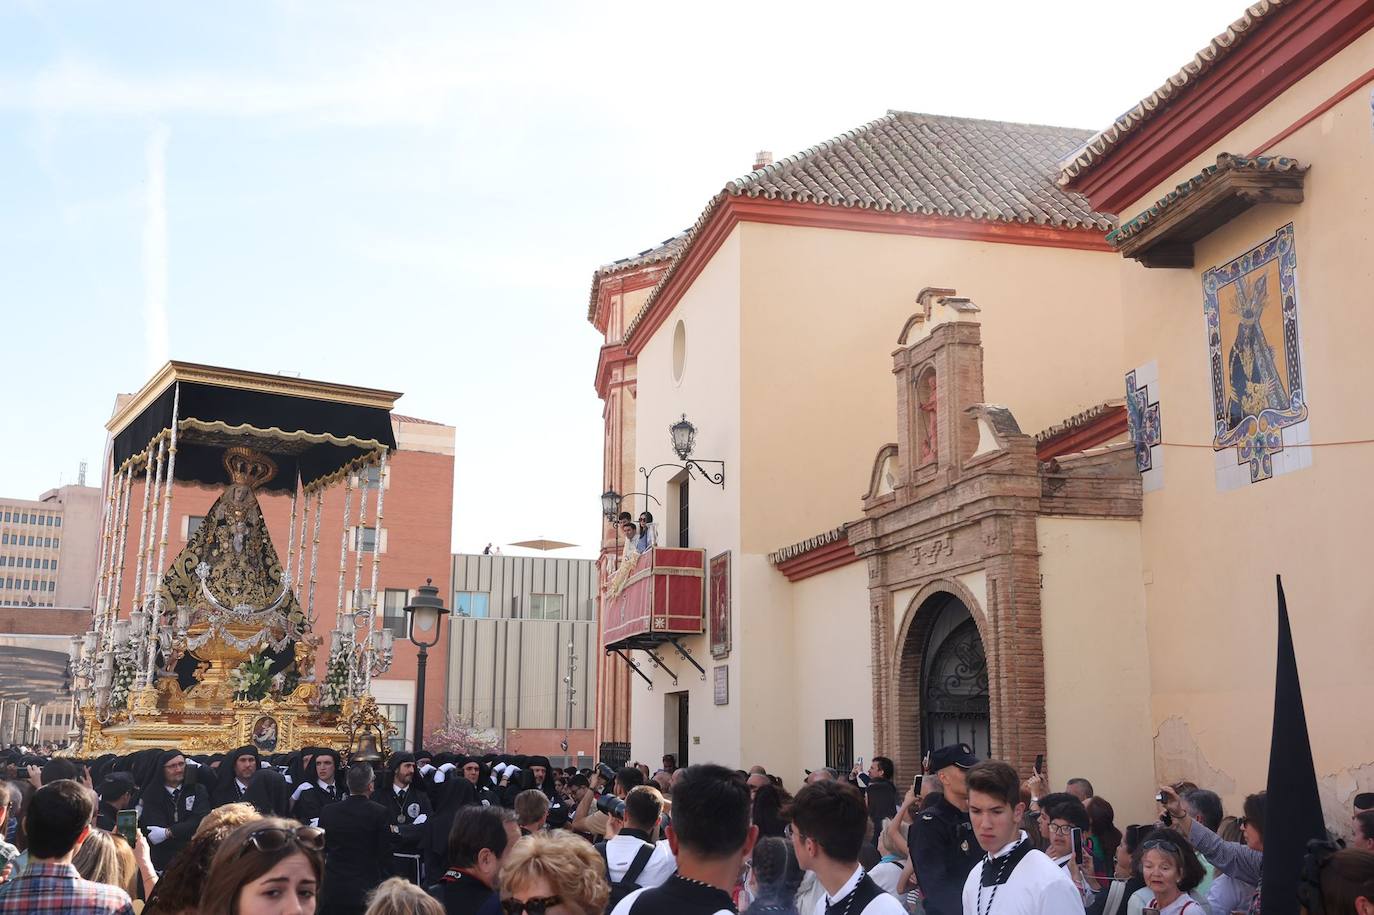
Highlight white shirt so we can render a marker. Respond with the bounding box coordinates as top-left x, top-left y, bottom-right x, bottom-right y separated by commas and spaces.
604, 833, 676, 889
961, 833, 1085, 915
868, 860, 905, 895
810, 866, 906, 915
